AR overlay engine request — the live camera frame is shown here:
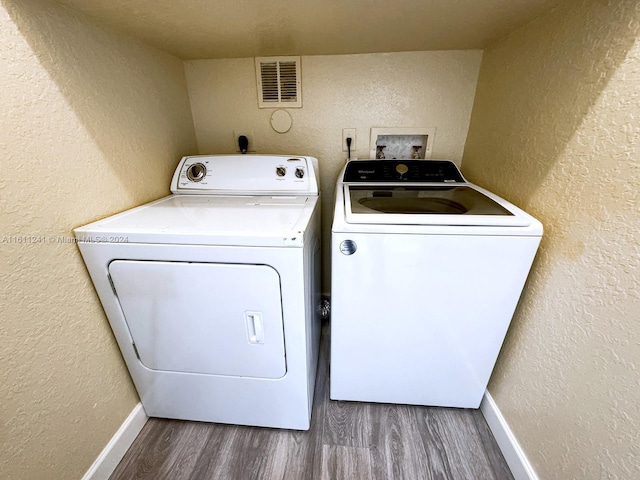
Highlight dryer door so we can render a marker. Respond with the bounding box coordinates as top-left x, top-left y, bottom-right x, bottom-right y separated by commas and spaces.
108, 260, 286, 379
